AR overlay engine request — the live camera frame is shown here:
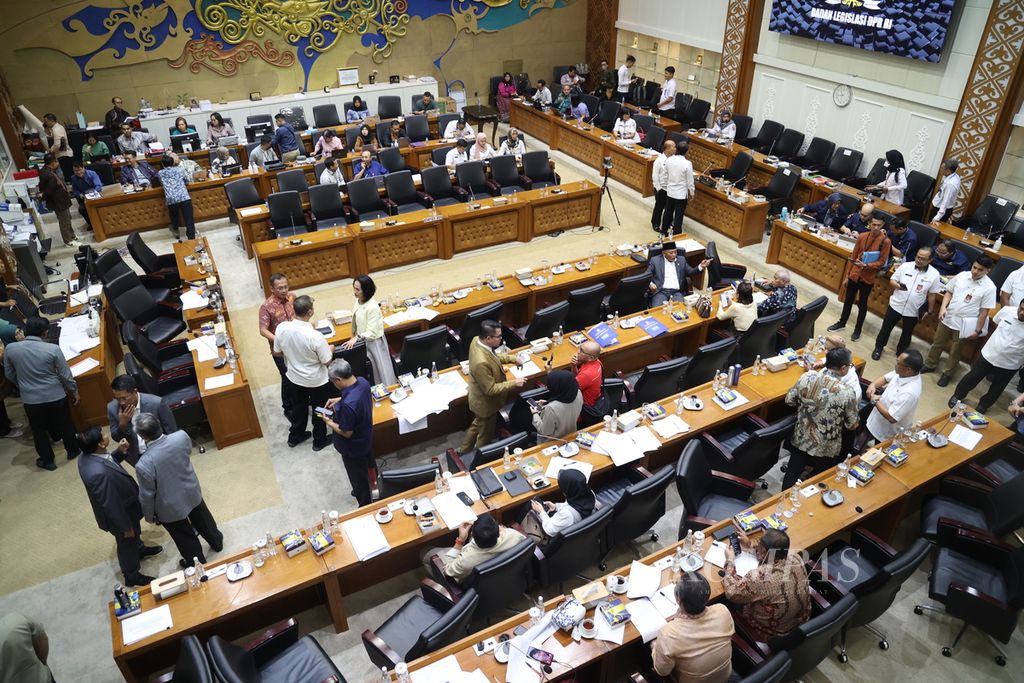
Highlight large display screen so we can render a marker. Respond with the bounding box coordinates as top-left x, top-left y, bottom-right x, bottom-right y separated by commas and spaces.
769, 0, 957, 63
